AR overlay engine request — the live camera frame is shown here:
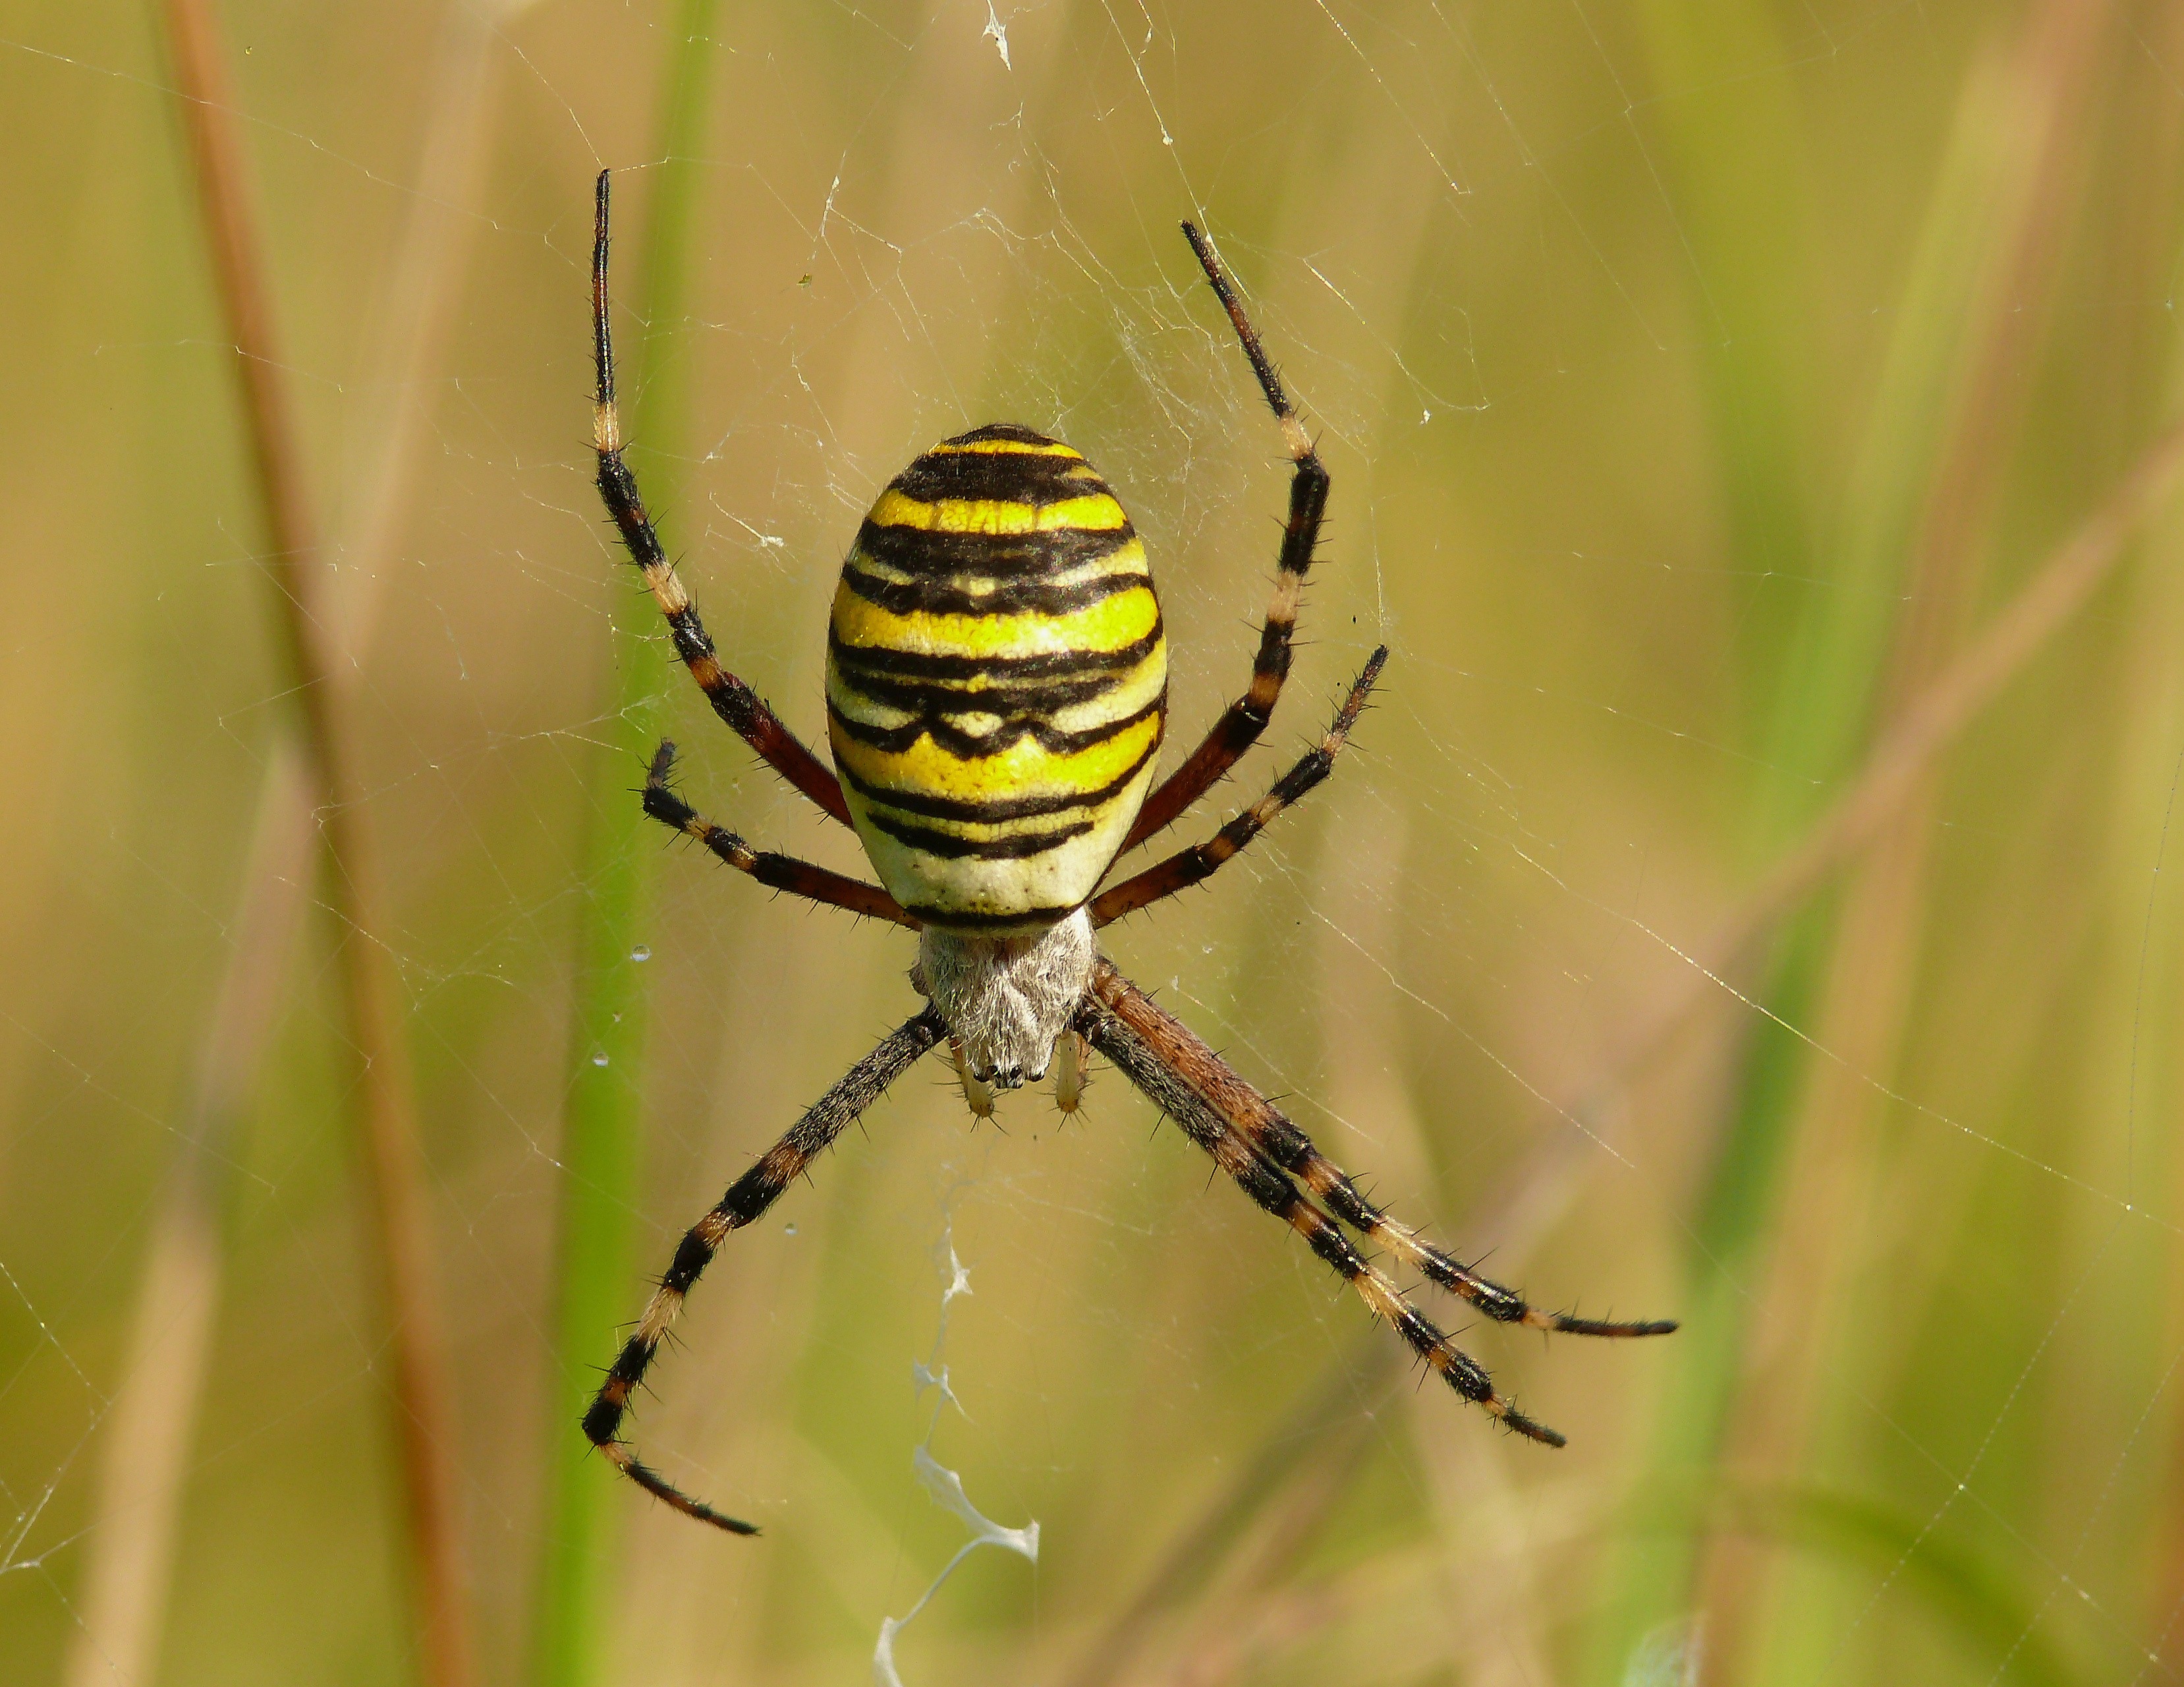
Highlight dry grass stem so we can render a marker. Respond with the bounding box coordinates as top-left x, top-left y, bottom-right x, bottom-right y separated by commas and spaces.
1565, 399, 2184, 1137
72, 13, 514, 1678
1702, 2, 2119, 1667
61, 747, 314, 1687
157, 1, 480, 1682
